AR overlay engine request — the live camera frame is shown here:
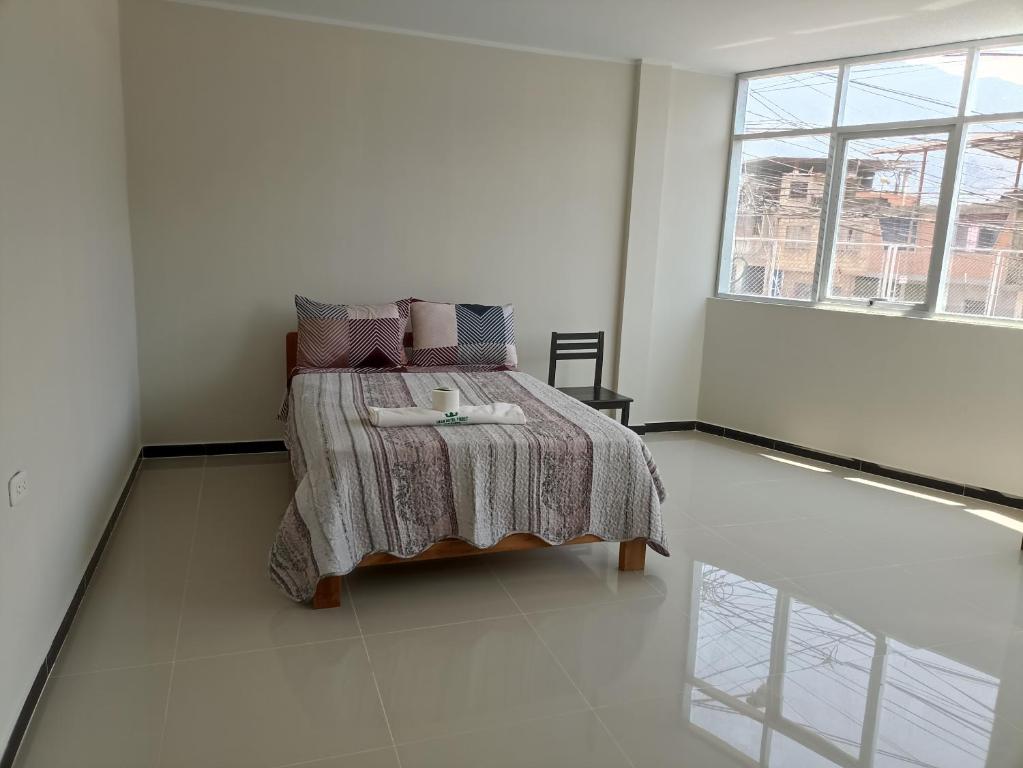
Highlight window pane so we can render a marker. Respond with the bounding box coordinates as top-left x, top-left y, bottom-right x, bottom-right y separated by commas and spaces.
827, 132, 949, 302
941, 121, 1023, 320
741, 69, 838, 133
970, 45, 1023, 116
727, 135, 830, 299
843, 52, 966, 125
